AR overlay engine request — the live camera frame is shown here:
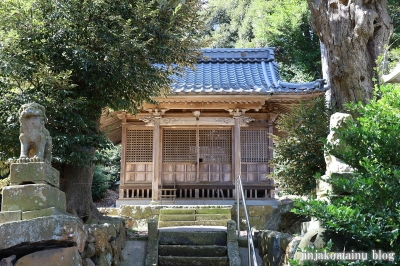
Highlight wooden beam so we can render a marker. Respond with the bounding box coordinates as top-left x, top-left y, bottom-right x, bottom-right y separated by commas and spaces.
119, 113, 127, 199
143, 102, 264, 110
